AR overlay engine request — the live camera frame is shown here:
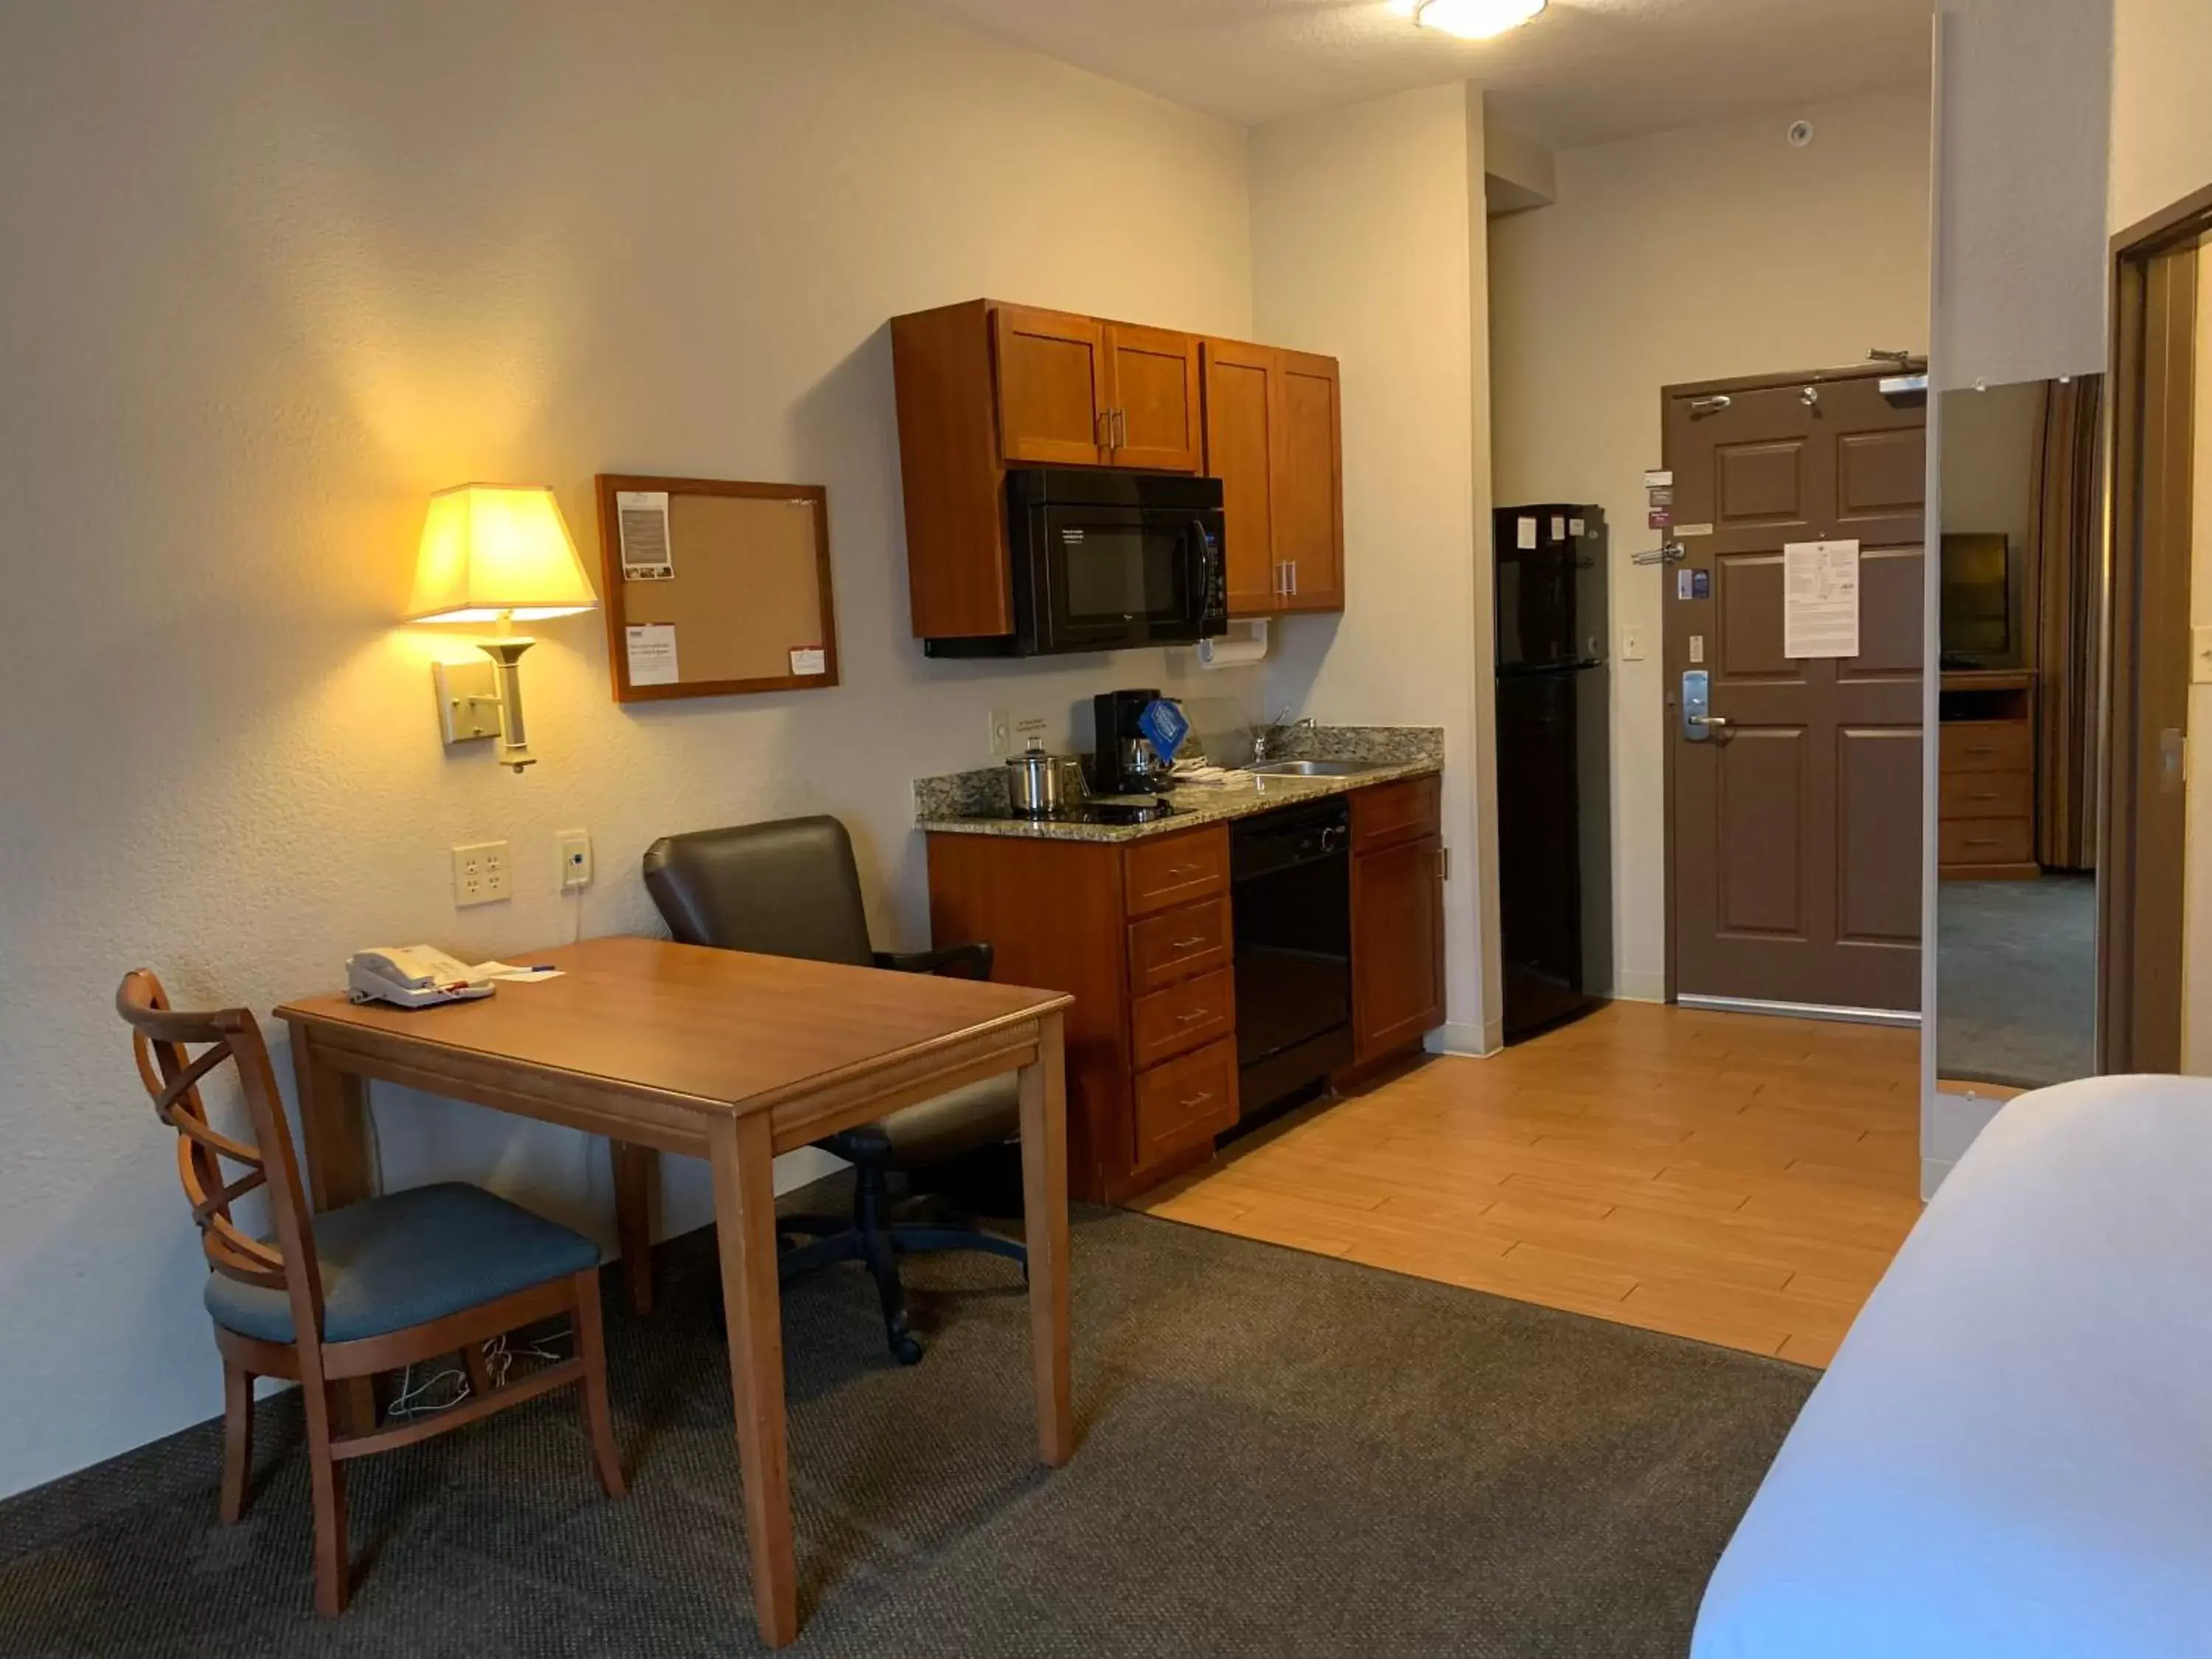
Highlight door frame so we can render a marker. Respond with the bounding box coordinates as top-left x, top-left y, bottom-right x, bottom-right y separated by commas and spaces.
1658, 360, 1928, 1011
2101, 183, 2212, 1071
